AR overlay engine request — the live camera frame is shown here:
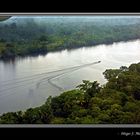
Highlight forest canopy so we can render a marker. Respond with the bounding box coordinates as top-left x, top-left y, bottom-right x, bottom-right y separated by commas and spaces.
0, 62, 140, 124
1, 16, 140, 58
